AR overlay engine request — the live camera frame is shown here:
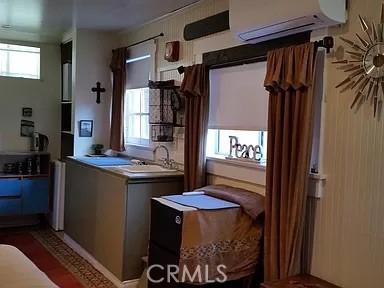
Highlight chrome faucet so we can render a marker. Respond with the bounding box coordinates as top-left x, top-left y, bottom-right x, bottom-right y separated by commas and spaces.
152, 145, 176, 169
